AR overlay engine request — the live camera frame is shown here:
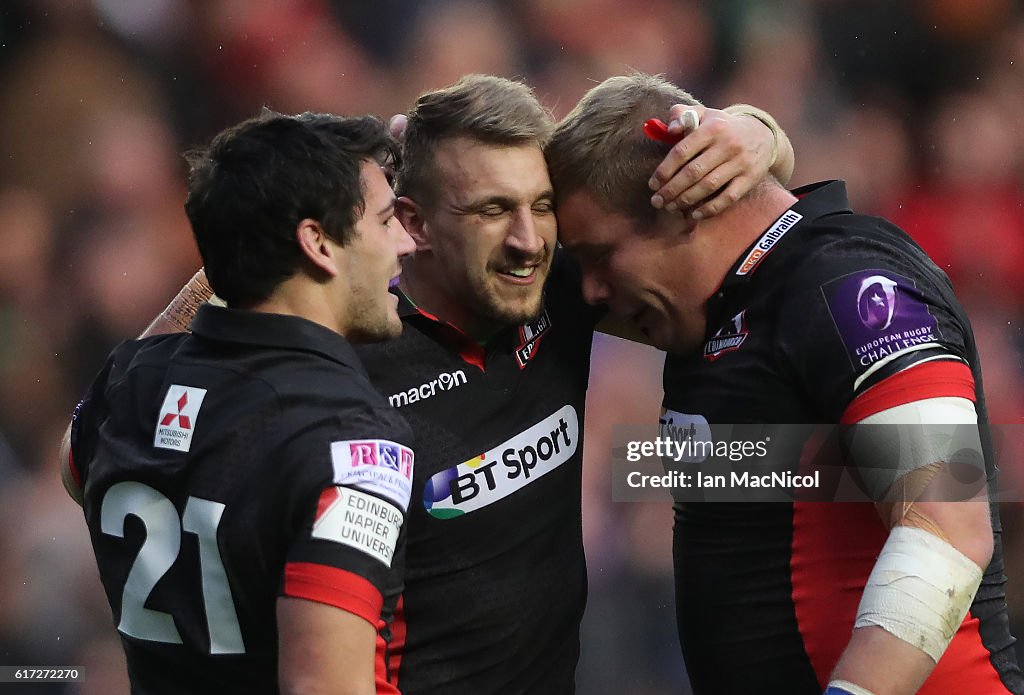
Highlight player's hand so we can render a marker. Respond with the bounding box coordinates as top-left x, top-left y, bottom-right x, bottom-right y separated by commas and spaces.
648, 104, 776, 220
